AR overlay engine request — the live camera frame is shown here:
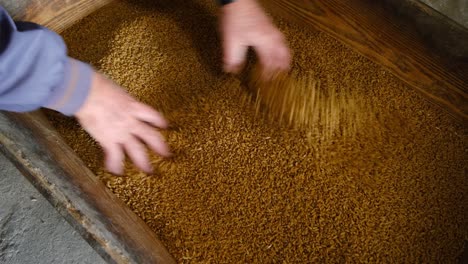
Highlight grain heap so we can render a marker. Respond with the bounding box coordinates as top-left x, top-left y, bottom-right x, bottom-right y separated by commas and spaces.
48, 0, 468, 262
